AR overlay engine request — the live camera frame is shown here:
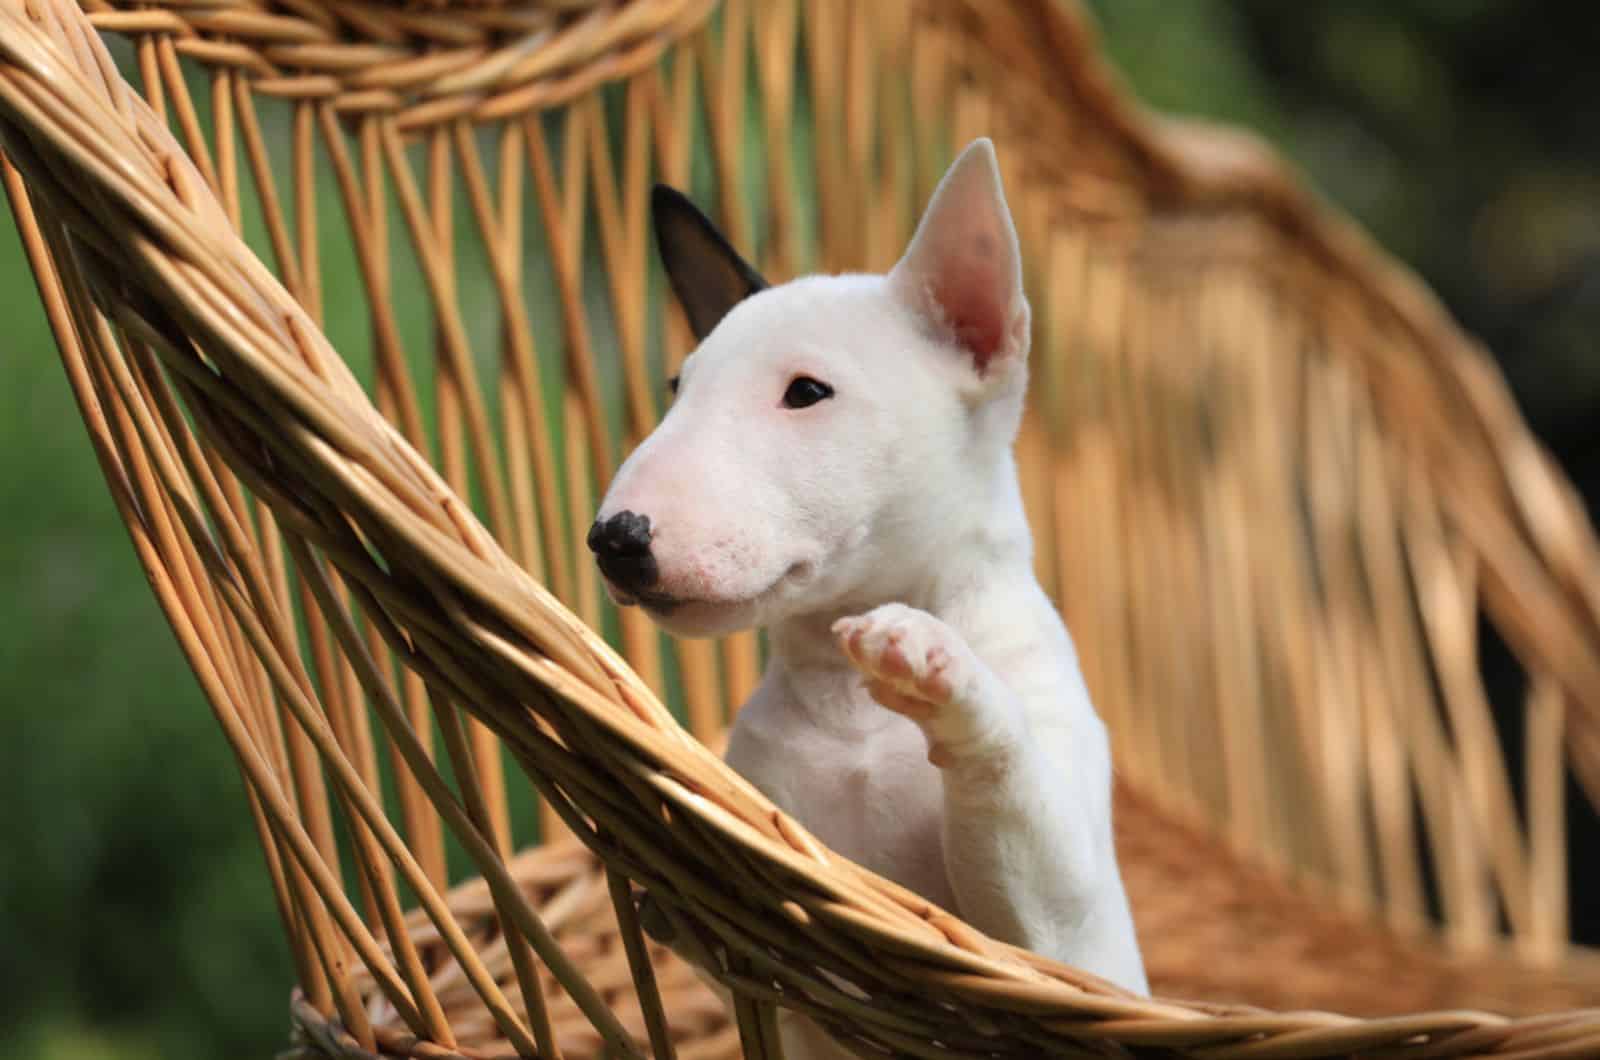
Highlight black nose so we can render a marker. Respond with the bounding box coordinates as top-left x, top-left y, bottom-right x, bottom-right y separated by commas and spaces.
587, 510, 659, 592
